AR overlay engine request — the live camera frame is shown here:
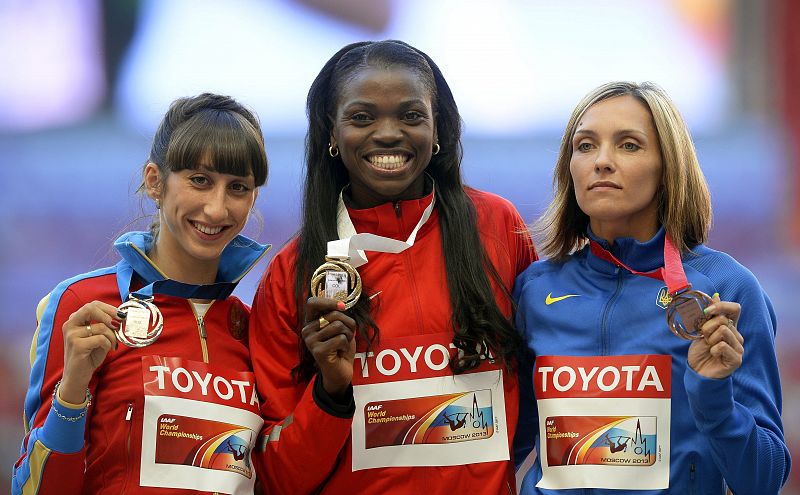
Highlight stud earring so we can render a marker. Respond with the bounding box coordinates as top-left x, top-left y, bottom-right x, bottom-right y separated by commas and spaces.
155, 199, 161, 210
328, 144, 339, 157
